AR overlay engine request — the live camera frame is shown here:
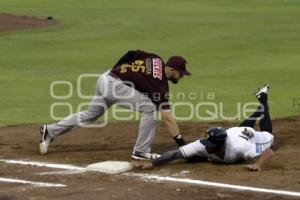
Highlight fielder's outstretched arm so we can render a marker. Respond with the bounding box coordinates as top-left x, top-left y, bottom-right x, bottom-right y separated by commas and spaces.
161, 111, 186, 146
161, 111, 180, 137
